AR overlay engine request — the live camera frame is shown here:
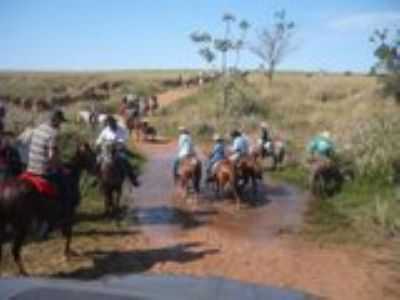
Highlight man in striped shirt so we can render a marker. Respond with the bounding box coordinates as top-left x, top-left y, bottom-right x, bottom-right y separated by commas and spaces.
27, 109, 66, 175
27, 109, 68, 237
